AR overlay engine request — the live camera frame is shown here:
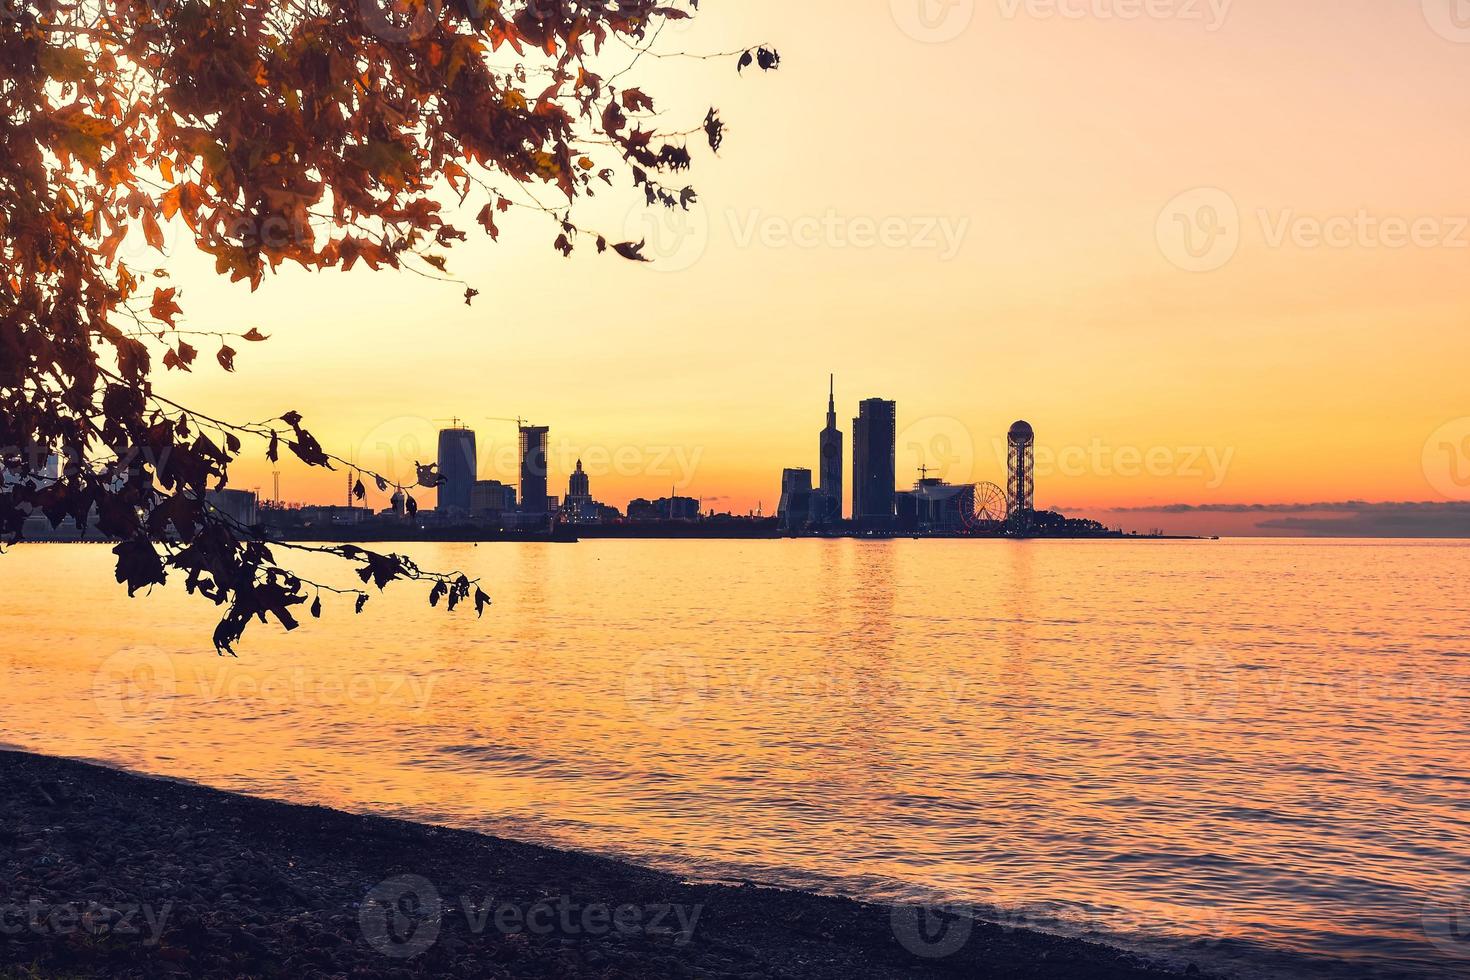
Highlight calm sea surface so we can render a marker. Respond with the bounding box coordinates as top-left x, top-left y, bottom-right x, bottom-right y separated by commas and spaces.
2, 540, 1468, 978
